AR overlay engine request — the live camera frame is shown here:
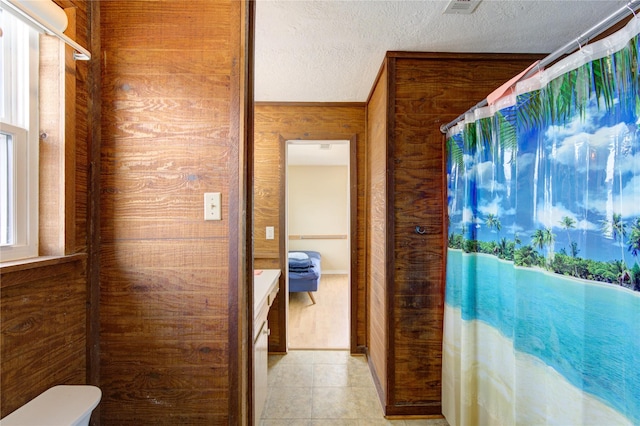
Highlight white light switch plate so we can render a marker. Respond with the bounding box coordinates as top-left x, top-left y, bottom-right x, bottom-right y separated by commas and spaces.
266, 226, 274, 240
204, 192, 221, 220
